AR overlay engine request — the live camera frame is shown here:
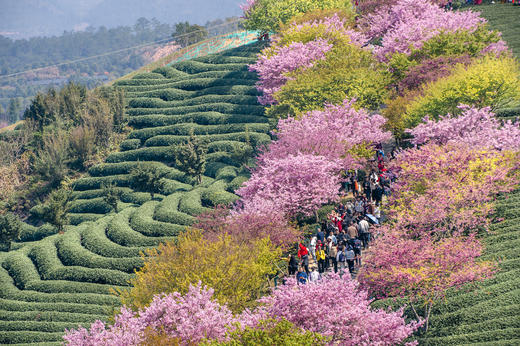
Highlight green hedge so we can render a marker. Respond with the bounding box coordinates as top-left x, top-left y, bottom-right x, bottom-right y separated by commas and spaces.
128, 102, 264, 117
119, 78, 255, 93
144, 132, 271, 148
128, 112, 267, 129
0, 330, 65, 344
0, 295, 109, 315
132, 72, 166, 79
172, 60, 248, 74
201, 189, 238, 207
55, 231, 143, 273
0, 309, 104, 323
177, 189, 211, 215
192, 55, 257, 64
153, 193, 195, 225
28, 241, 131, 287
68, 198, 112, 214
105, 209, 169, 247
420, 328, 520, 346
227, 175, 249, 192
79, 220, 145, 258
18, 224, 57, 243
128, 94, 258, 109
129, 202, 186, 237
72, 175, 132, 191
152, 66, 191, 79
105, 147, 171, 163
127, 87, 191, 101
120, 139, 141, 151
130, 122, 269, 141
